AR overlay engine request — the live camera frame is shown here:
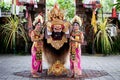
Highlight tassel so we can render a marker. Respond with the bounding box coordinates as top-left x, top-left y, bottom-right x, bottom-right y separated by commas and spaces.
91, 11, 97, 33
112, 7, 117, 18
